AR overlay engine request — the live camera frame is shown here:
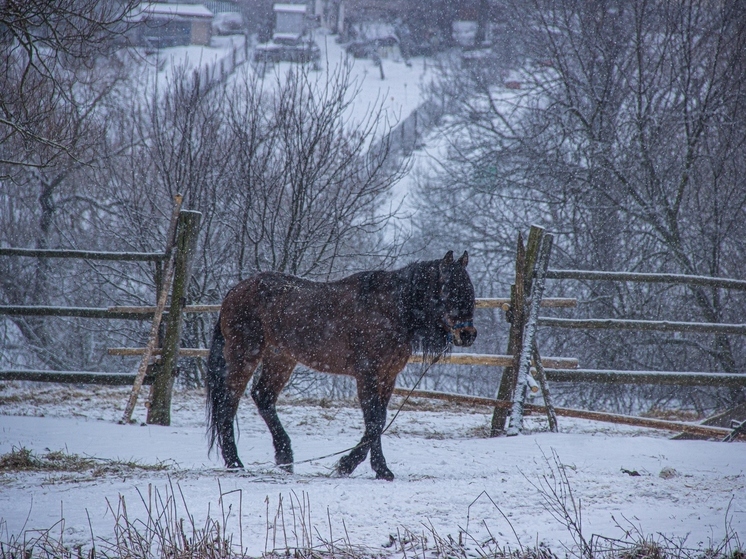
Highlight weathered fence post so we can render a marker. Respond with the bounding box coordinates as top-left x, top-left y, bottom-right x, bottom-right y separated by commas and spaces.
506, 232, 553, 436
120, 195, 183, 424
147, 210, 202, 426
532, 341, 558, 432
490, 225, 544, 436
